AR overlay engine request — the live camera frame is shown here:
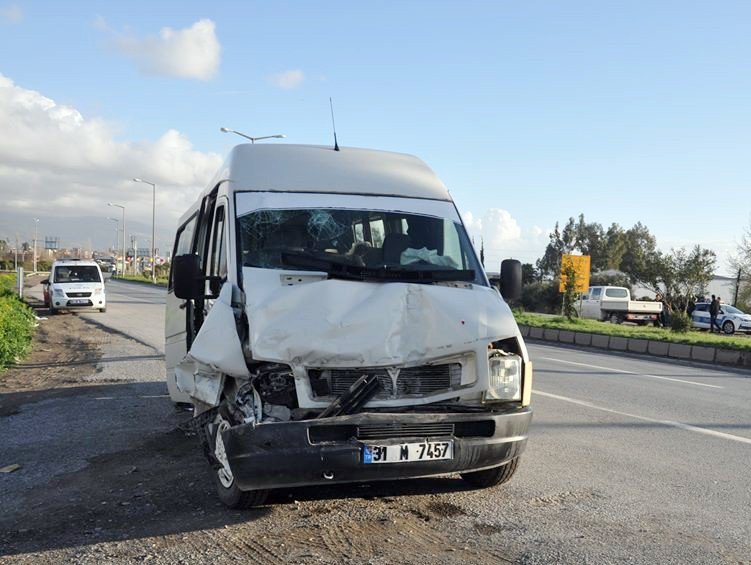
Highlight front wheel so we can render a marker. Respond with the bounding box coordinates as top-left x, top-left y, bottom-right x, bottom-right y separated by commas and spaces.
722, 320, 735, 335
205, 411, 269, 509
461, 457, 520, 488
